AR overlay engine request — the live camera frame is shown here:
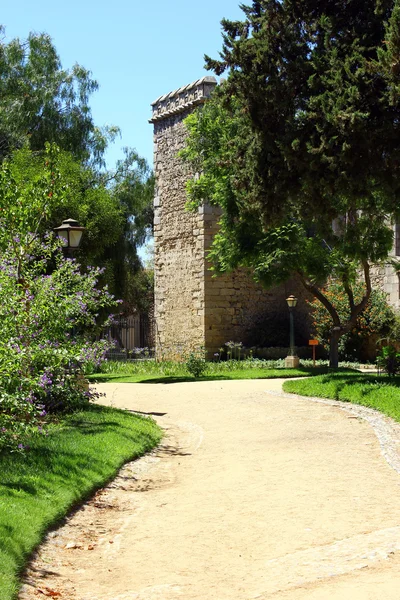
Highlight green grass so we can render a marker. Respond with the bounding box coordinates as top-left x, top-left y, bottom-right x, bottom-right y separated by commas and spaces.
0, 404, 162, 600
283, 372, 400, 422
89, 359, 343, 383
89, 367, 329, 383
